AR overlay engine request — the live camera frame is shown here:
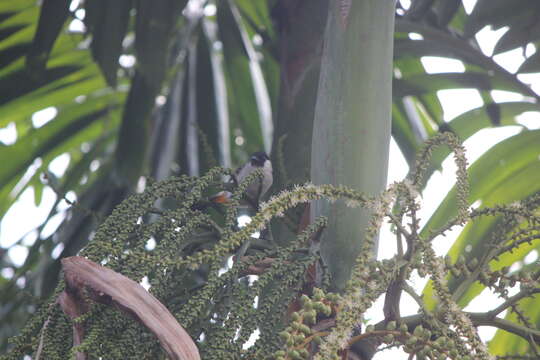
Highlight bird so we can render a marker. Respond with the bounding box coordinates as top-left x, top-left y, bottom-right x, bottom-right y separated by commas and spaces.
234, 151, 273, 203
208, 152, 273, 208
